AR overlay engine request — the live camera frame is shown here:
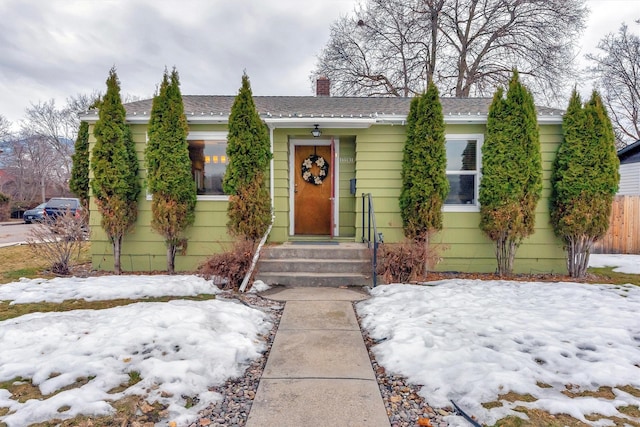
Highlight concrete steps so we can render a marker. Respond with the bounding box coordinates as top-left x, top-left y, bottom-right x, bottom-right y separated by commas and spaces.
256, 242, 372, 287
